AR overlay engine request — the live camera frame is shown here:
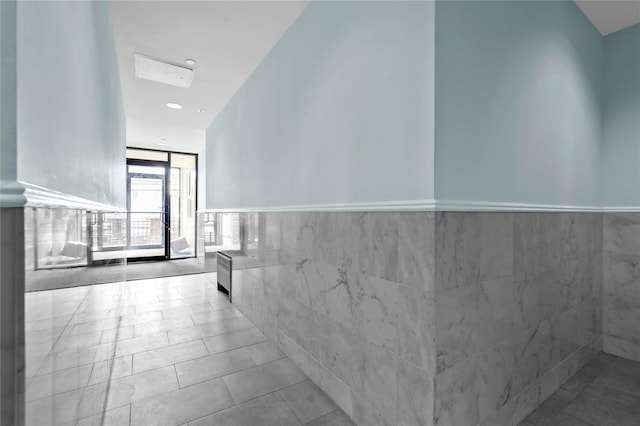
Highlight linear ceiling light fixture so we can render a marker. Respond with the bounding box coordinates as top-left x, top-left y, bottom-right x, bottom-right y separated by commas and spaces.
134, 53, 195, 88
166, 102, 182, 109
